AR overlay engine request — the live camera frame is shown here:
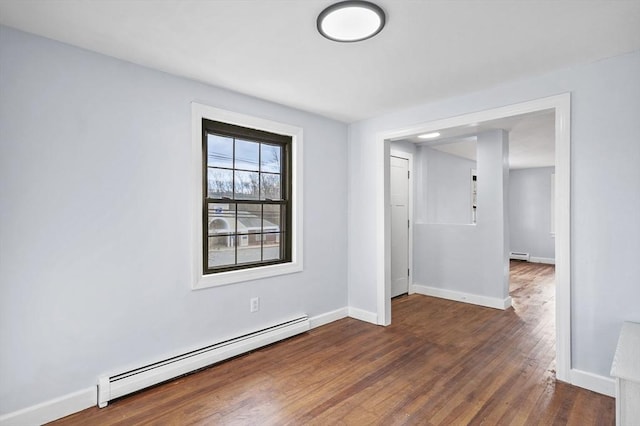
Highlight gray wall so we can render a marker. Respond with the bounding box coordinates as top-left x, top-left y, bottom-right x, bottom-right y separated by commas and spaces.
0, 26, 348, 414
348, 49, 640, 378
389, 140, 416, 157
509, 167, 555, 260
413, 130, 509, 300
419, 146, 476, 225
